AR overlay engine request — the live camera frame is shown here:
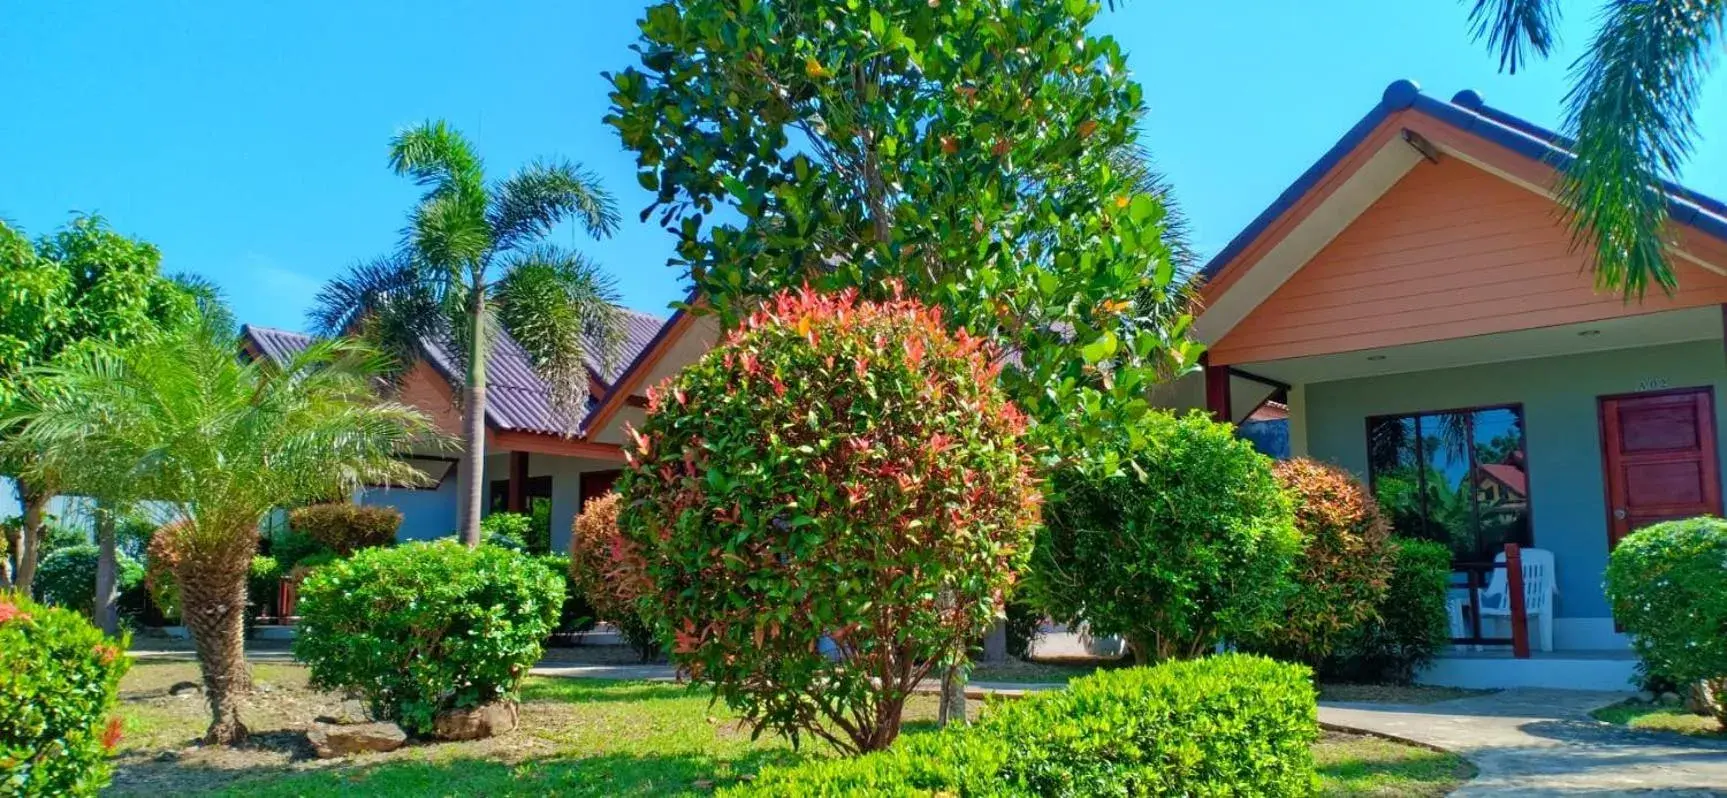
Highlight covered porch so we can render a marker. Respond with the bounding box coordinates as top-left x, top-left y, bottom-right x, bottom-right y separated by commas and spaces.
1203, 307, 1727, 688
